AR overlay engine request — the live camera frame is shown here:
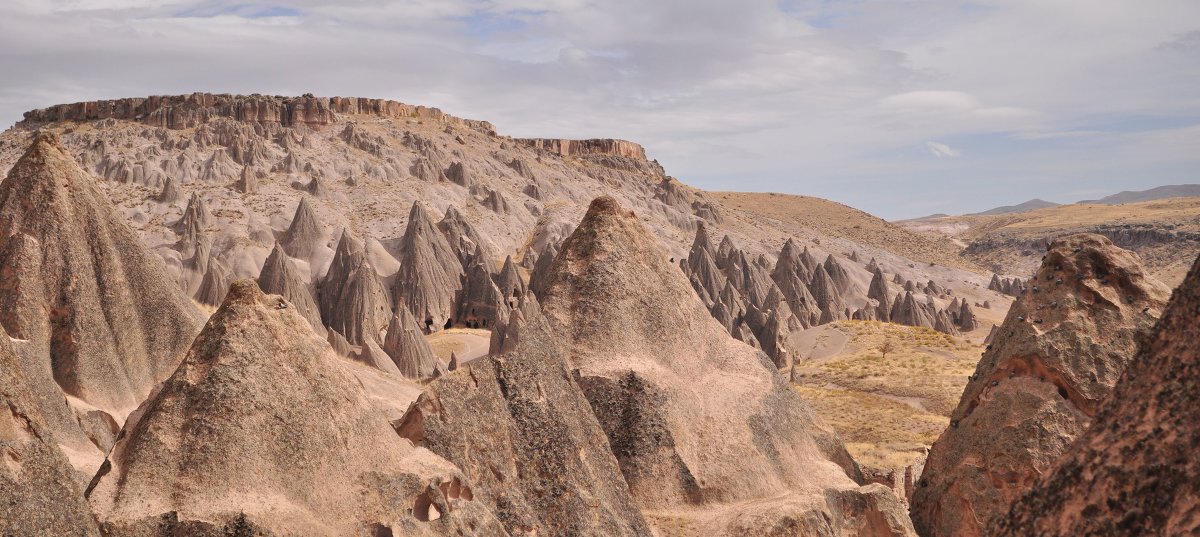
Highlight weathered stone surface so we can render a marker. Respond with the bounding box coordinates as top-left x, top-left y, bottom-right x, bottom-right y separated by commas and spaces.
280, 196, 326, 260
0, 133, 203, 474
0, 334, 101, 536
539, 197, 913, 535
514, 138, 647, 160
396, 296, 651, 536
995, 251, 1200, 536
382, 305, 443, 379
395, 202, 464, 332
911, 234, 1171, 537
318, 231, 392, 347
257, 242, 323, 332
87, 281, 505, 536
